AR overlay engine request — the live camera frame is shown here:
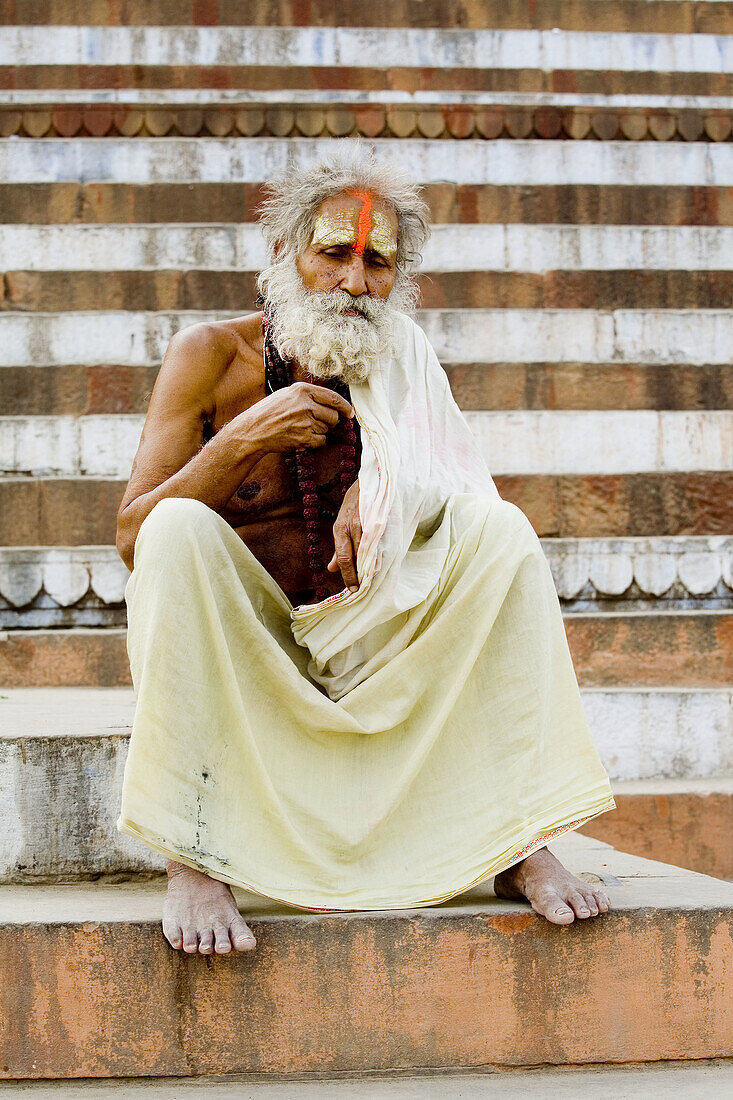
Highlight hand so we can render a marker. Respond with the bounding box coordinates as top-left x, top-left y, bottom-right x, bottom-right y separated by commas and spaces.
327, 480, 361, 592
232, 382, 354, 453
